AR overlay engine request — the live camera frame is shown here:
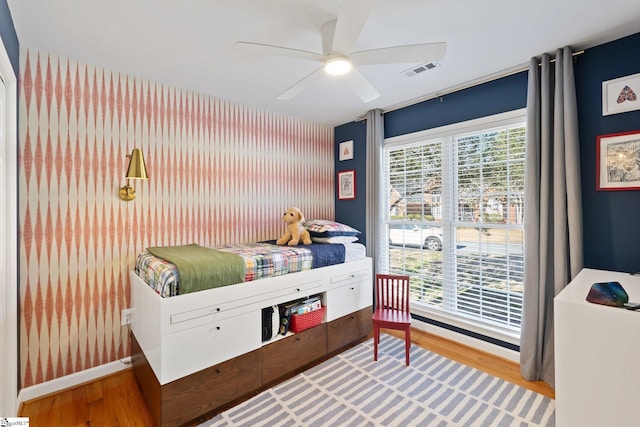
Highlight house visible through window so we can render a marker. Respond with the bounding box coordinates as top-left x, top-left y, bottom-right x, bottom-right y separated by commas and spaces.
383, 110, 526, 344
